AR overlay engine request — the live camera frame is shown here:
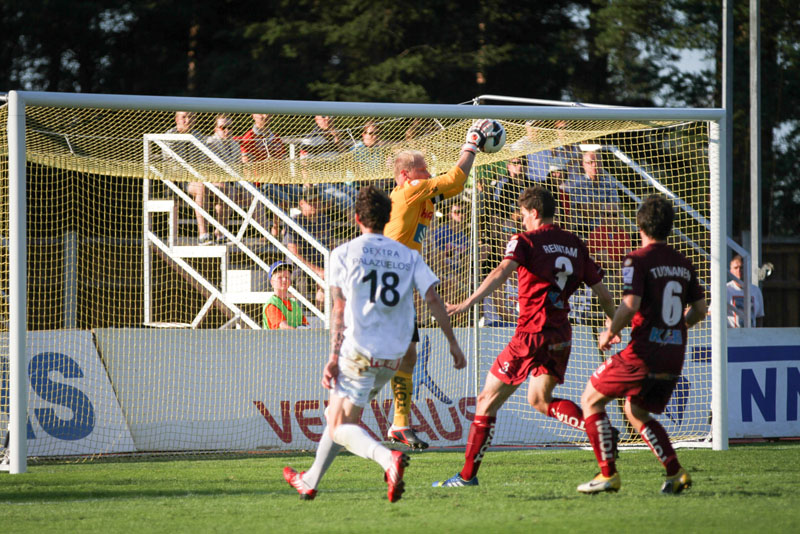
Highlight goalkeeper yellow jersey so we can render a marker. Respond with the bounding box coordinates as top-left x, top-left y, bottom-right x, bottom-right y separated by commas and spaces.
385, 166, 467, 252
